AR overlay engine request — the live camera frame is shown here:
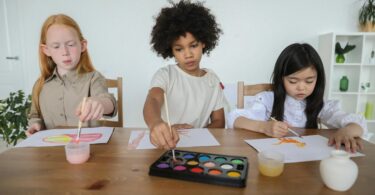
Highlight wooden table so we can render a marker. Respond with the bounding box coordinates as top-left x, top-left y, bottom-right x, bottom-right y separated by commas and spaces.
0, 128, 374, 194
